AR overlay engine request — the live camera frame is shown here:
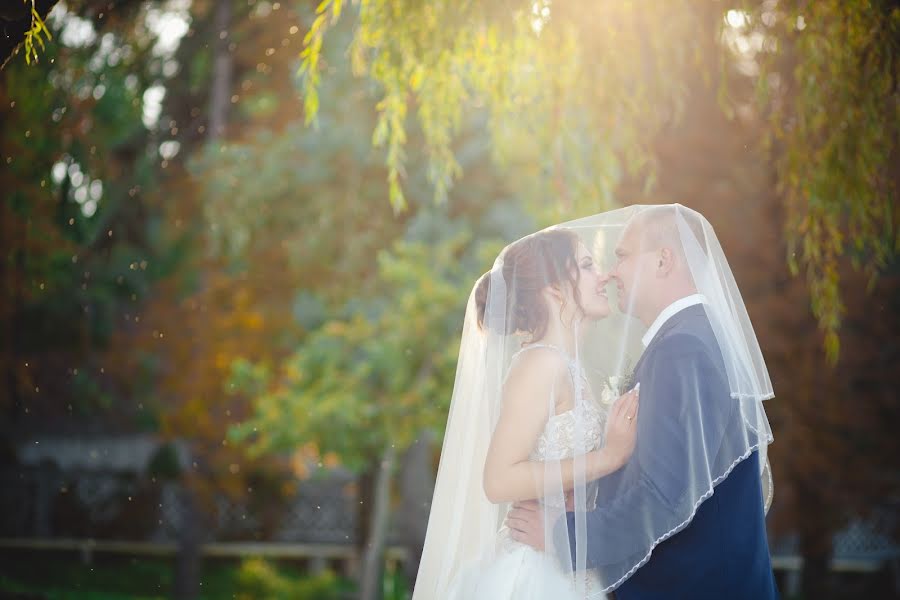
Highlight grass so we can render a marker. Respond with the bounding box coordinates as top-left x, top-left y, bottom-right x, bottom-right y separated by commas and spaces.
0, 553, 357, 599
